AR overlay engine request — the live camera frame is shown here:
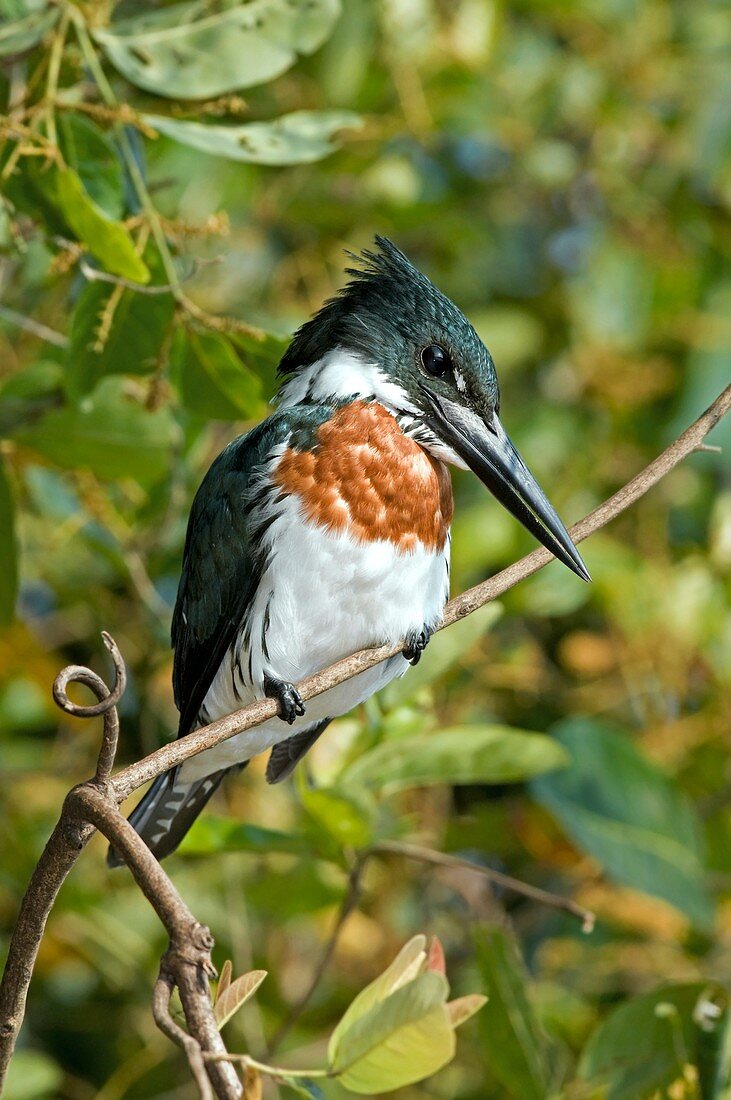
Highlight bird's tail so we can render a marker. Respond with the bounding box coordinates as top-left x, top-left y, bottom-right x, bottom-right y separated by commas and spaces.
107, 766, 240, 867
